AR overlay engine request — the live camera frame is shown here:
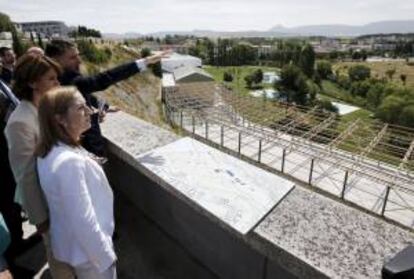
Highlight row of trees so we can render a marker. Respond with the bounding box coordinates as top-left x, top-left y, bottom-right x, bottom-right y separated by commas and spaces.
69, 26, 102, 38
